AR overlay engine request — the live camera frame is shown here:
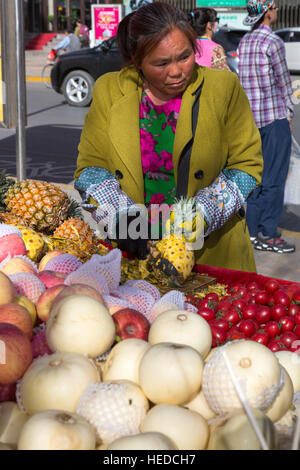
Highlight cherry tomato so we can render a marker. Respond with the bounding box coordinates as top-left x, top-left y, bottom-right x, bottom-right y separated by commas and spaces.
232, 299, 246, 312
293, 324, 300, 339
288, 303, 300, 316
209, 318, 230, 332
238, 319, 257, 337
264, 279, 280, 294
247, 281, 259, 291
237, 286, 248, 297
197, 307, 215, 322
255, 290, 269, 305
264, 321, 282, 338
280, 316, 295, 332
205, 292, 219, 304
226, 326, 246, 341
271, 304, 287, 321
217, 299, 232, 313
230, 282, 245, 294
255, 305, 271, 324
293, 290, 300, 303
268, 295, 275, 307
241, 292, 253, 303
268, 338, 287, 353
280, 331, 298, 349
243, 304, 258, 321
210, 325, 227, 347
251, 331, 269, 346
223, 308, 241, 325
273, 289, 291, 308
294, 312, 300, 325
